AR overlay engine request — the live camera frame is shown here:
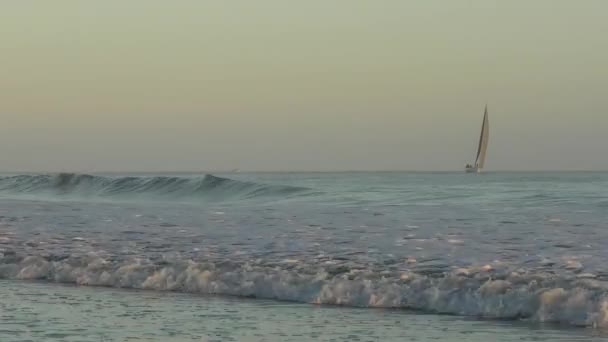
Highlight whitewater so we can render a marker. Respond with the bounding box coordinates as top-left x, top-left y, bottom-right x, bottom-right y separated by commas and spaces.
1, 172, 608, 340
